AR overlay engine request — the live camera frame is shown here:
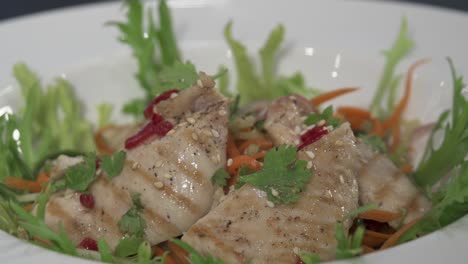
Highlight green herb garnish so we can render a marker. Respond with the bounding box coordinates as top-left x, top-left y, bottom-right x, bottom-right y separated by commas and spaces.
101, 150, 127, 179
238, 145, 312, 204
64, 153, 97, 192
304, 105, 341, 128
211, 168, 230, 187
118, 193, 146, 237
171, 239, 225, 264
